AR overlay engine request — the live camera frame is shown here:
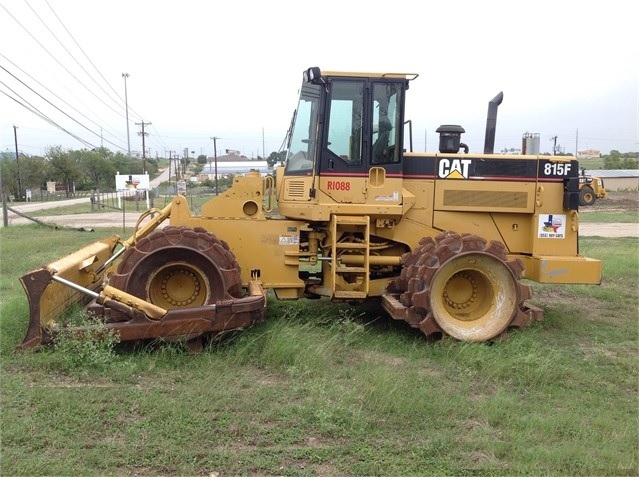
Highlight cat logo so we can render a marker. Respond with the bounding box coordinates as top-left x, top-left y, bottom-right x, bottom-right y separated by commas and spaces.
438, 158, 472, 179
